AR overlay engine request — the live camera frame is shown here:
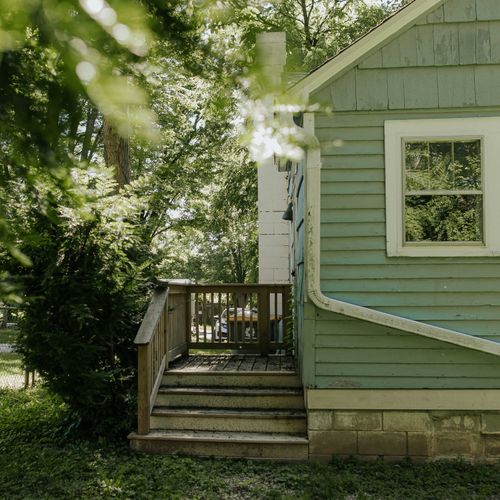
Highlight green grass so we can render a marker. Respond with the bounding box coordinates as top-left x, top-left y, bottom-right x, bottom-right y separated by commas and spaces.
0, 328, 18, 344
1, 389, 500, 499
0, 352, 24, 388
